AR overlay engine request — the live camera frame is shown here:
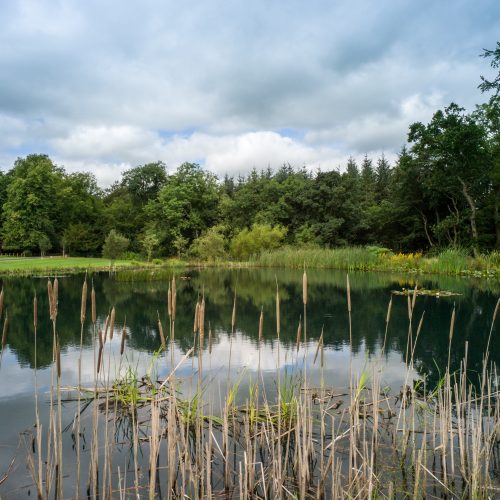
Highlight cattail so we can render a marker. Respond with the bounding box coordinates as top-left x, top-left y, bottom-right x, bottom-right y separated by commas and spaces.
1, 312, 8, 349
407, 295, 412, 321
48, 280, 54, 318
411, 282, 418, 312
258, 308, 264, 342
231, 291, 236, 333
492, 297, 499, 325
449, 307, 456, 343
98, 329, 104, 348
56, 335, 61, 379
103, 314, 110, 343
167, 284, 172, 318
158, 312, 166, 349
33, 294, 37, 329
314, 327, 324, 365
346, 275, 351, 313
199, 297, 205, 341
171, 277, 177, 320
386, 296, 393, 325
97, 346, 103, 374
109, 307, 116, 340
303, 268, 308, 306
120, 317, 127, 356
296, 316, 302, 352
193, 302, 200, 334
208, 323, 213, 354
52, 278, 59, 320
0, 287, 4, 320
91, 283, 96, 324
80, 279, 87, 324
276, 283, 280, 338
